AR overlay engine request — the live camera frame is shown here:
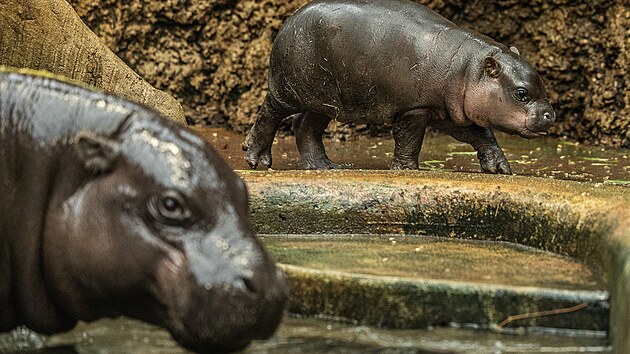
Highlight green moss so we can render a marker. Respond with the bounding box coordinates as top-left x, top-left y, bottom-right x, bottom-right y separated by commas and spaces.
283, 265, 609, 331
263, 235, 604, 291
